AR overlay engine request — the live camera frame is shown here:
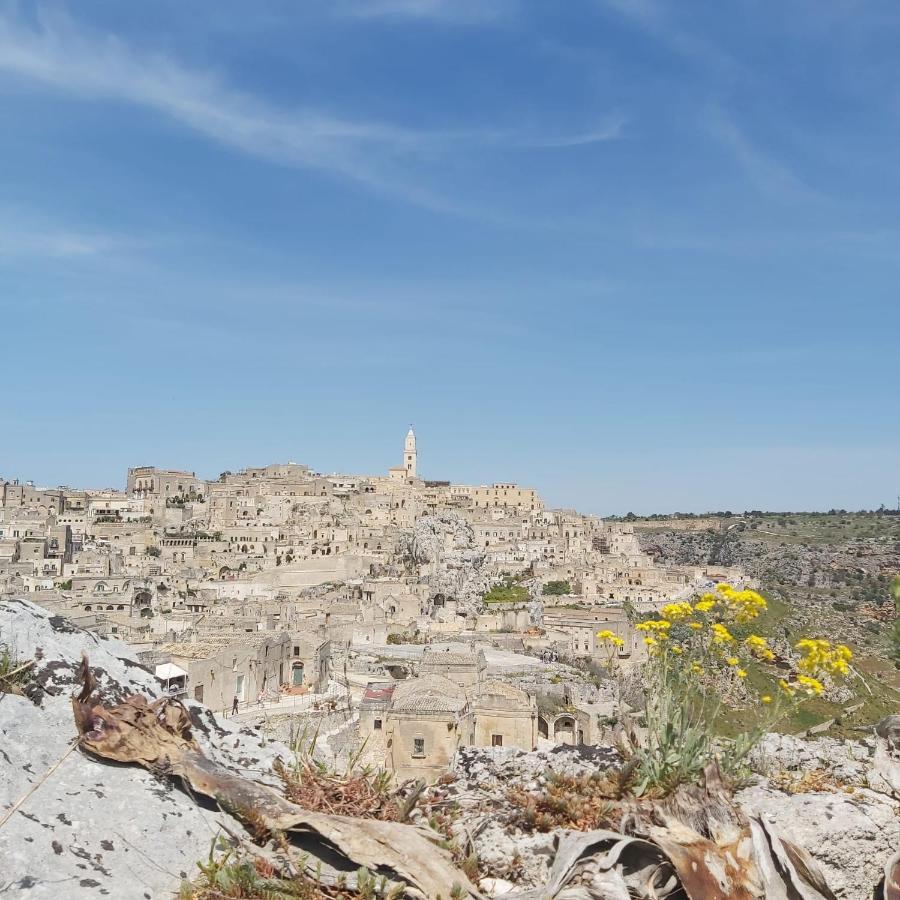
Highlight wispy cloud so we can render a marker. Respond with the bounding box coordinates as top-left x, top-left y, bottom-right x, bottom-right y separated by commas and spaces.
705, 108, 817, 202
0, 214, 133, 260
336, 0, 515, 24
0, 8, 621, 217
515, 117, 626, 148
595, 0, 736, 75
